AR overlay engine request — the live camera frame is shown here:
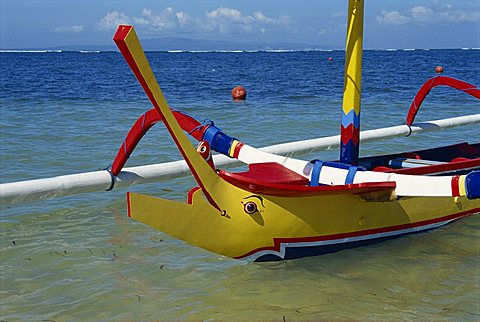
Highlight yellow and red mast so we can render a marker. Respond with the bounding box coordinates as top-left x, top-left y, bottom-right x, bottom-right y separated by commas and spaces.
340, 0, 364, 165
